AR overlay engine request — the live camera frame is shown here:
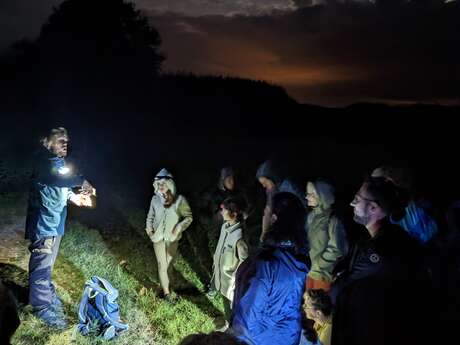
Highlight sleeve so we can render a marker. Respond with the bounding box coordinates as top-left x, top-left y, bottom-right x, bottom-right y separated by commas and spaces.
314, 217, 349, 279
145, 196, 156, 233
175, 196, 193, 234
236, 239, 249, 262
